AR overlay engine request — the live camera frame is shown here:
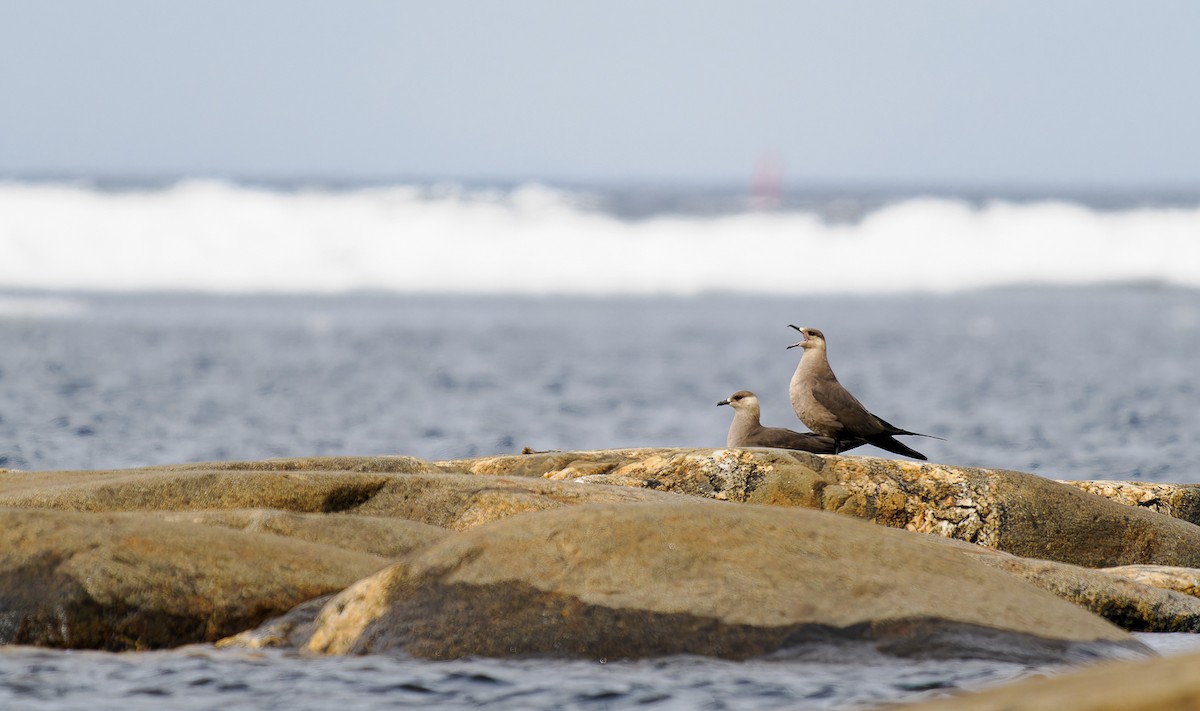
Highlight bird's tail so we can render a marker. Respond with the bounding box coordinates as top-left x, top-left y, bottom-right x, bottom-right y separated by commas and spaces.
865, 435, 928, 461
877, 418, 946, 441
901, 431, 946, 441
